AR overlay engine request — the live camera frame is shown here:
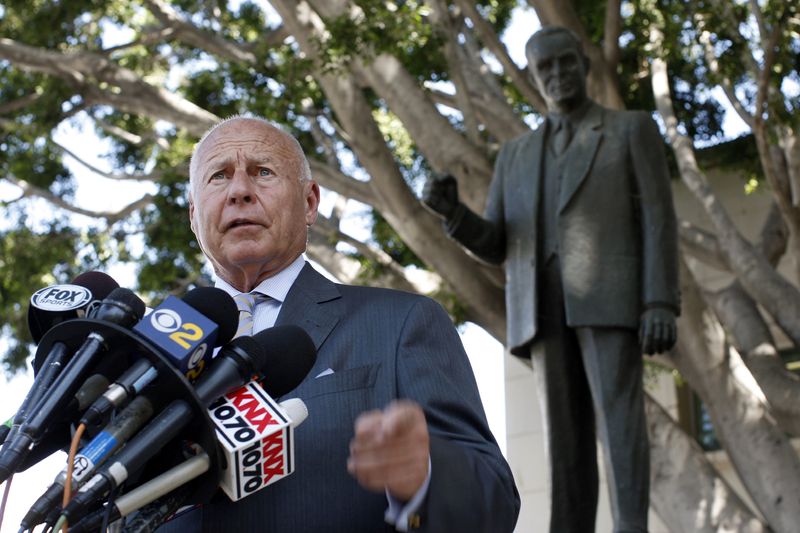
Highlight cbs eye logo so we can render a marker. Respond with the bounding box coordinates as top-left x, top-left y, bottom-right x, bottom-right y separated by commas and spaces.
150, 309, 205, 352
